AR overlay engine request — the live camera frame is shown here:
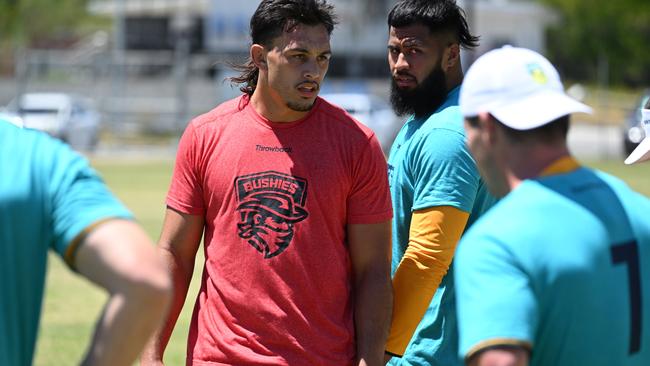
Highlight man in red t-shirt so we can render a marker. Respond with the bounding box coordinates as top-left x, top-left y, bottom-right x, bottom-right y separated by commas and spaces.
140, 1, 393, 365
